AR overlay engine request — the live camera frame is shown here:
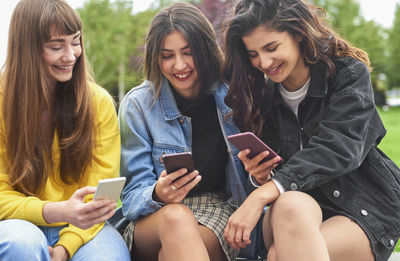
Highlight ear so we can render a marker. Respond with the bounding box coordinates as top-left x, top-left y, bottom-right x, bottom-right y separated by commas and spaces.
294, 34, 302, 44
